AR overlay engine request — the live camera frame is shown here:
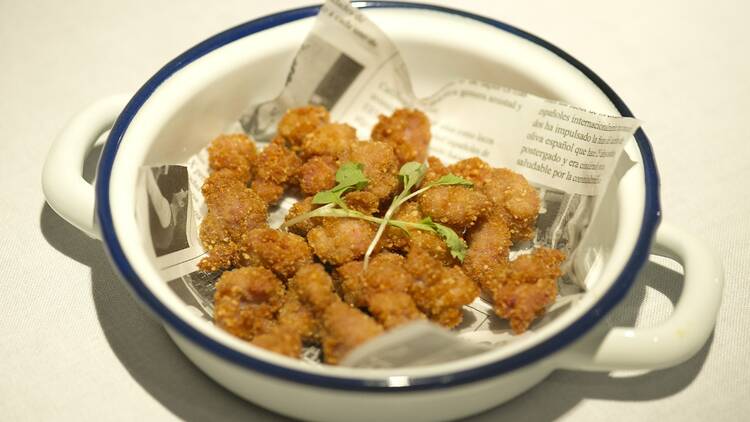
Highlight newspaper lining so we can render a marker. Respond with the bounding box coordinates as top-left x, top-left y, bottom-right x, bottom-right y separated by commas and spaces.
136, 0, 640, 368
